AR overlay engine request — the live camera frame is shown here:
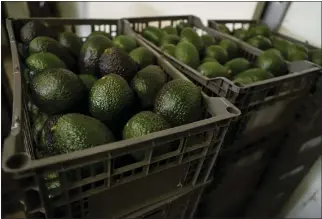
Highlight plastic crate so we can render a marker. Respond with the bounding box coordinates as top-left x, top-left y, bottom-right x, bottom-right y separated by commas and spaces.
124, 15, 322, 147
3, 18, 240, 219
